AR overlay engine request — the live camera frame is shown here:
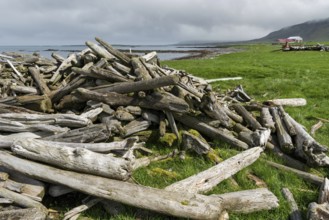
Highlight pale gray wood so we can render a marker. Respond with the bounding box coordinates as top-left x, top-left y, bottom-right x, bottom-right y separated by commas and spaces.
165, 147, 263, 193
260, 107, 275, 132
232, 104, 262, 130
49, 53, 76, 84
0, 151, 224, 220
270, 107, 294, 153
286, 114, 329, 166
28, 67, 51, 96
282, 188, 302, 220
319, 178, 329, 204
174, 113, 249, 150
278, 106, 297, 136
308, 202, 329, 220
95, 37, 131, 65
0, 187, 47, 213
0, 208, 46, 220
12, 139, 132, 180
76, 88, 189, 113
10, 84, 38, 94
182, 130, 210, 155
214, 188, 279, 213
0, 132, 43, 148
266, 161, 324, 185
6, 59, 26, 83
265, 98, 307, 106
85, 41, 116, 60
